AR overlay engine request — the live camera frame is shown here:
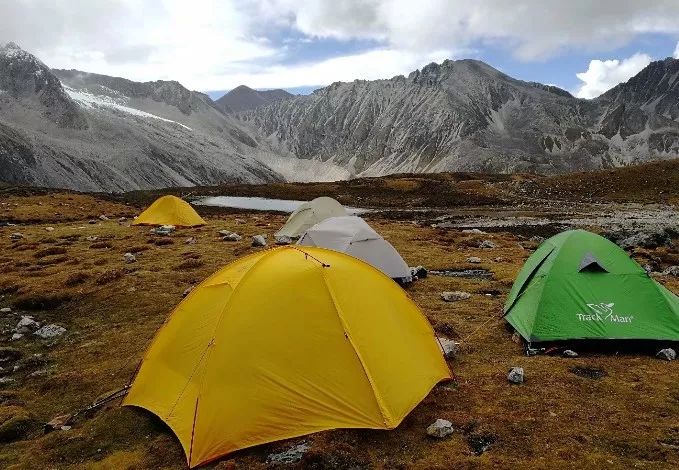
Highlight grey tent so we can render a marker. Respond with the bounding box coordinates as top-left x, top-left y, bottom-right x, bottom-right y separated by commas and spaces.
275, 197, 347, 239
298, 216, 412, 281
